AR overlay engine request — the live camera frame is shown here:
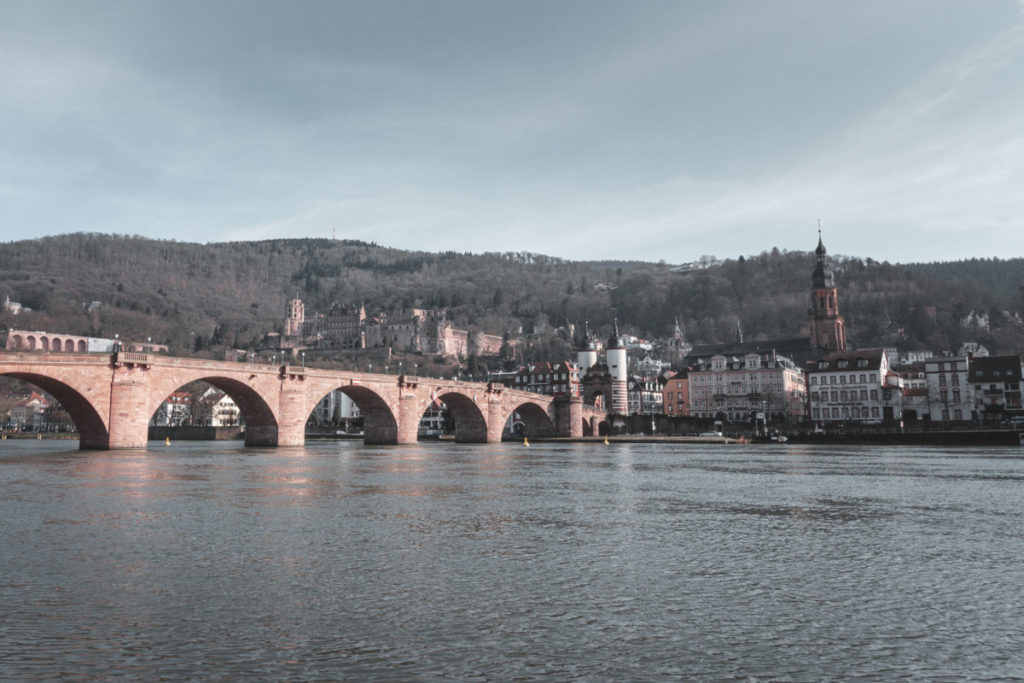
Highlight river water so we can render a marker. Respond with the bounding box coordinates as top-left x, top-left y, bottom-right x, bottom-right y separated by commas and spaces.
2, 439, 1023, 681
